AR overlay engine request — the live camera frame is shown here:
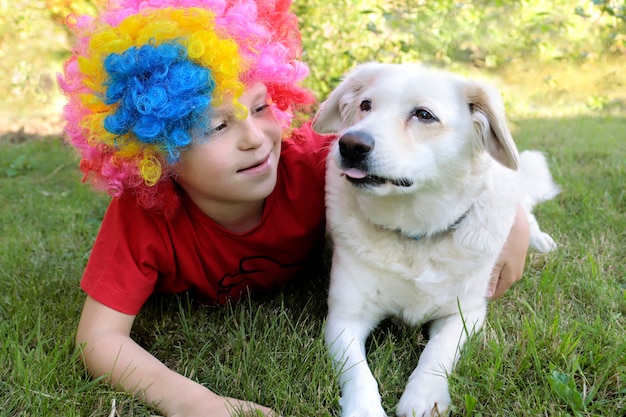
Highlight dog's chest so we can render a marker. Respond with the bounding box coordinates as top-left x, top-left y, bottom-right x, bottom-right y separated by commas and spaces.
333, 228, 493, 320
